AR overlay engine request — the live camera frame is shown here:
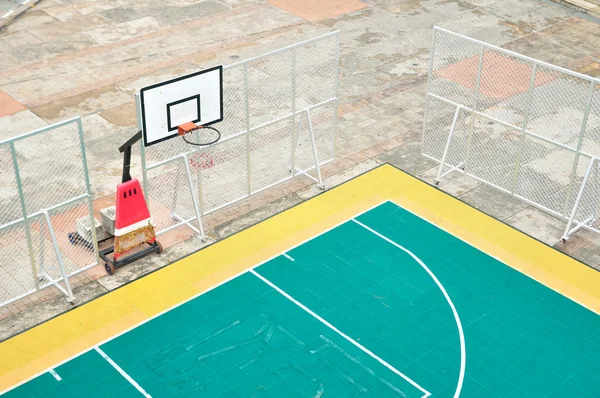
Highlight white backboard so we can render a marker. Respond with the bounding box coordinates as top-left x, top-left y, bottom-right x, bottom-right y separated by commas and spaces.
140, 66, 223, 147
